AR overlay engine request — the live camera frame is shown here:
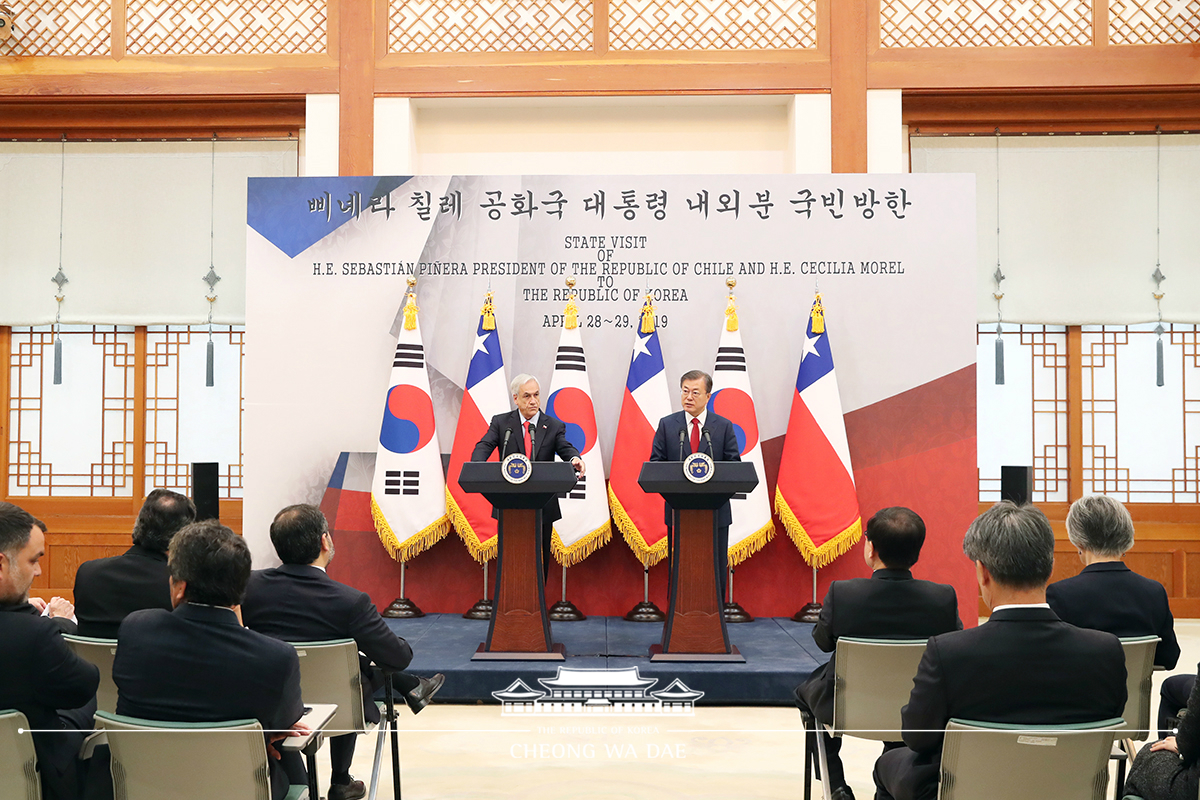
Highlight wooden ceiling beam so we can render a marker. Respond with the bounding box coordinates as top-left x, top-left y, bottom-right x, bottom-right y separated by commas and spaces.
0, 96, 305, 139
